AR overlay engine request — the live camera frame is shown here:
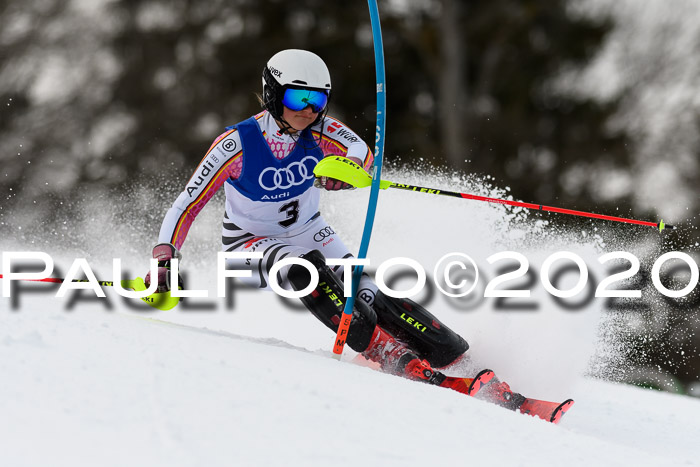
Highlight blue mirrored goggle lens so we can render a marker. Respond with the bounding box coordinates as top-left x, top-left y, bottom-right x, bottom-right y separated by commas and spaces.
282, 88, 329, 113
